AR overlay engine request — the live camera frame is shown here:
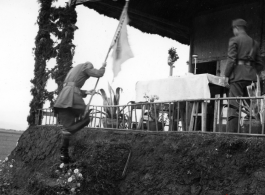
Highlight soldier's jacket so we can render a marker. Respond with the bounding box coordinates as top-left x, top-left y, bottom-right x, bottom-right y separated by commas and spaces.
54, 62, 105, 111
224, 31, 264, 83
